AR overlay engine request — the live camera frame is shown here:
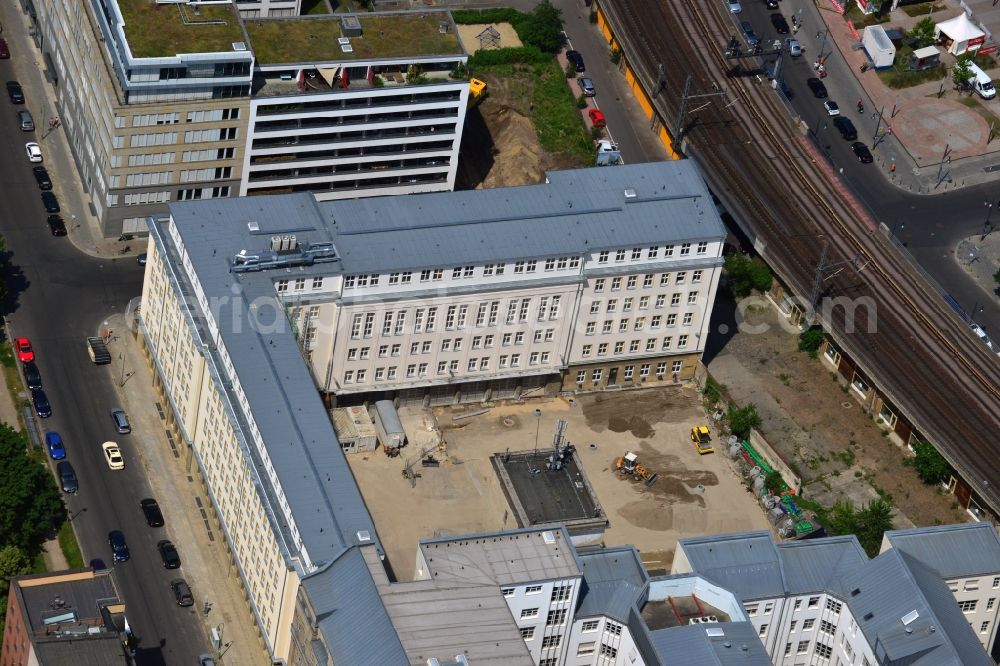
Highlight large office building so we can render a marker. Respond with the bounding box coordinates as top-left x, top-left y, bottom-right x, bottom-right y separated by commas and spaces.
25, 0, 468, 236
